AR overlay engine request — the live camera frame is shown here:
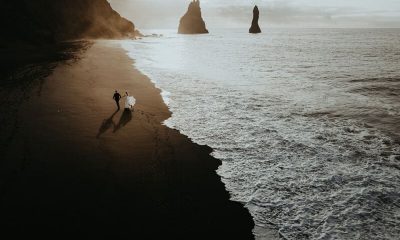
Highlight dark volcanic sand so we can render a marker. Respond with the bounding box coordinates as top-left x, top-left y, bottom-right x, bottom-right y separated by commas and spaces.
0, 41, 254, 239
